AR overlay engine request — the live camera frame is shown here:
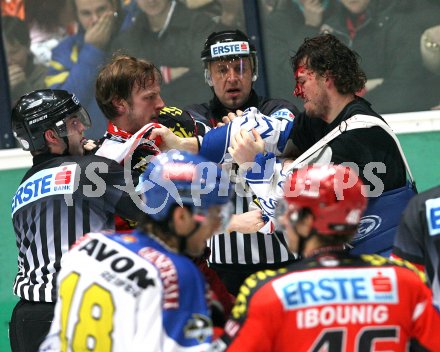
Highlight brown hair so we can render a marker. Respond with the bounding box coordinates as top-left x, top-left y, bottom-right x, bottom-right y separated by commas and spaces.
95, 54, 162, 120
